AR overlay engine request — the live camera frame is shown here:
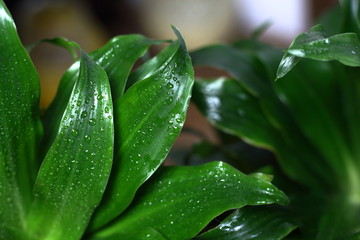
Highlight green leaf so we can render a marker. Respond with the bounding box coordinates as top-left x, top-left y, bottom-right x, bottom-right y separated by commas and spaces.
41, 34, 159, 160
89, 26, 194, 230
27, 37, 79, 60
192, 77, 334, 189
275, 60, 359, 196
90, 162, 288, 240
316, 197, 360, 240
190, 44, 269, 97
0, 1, 43, 238
232, 39, 282, 79
287, 33, 360, 67
276, 25, 327, 79
126, 41, 178, 89
340, 0, 360, 34
26, 51, 114, 240
195, 206, 297, 240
